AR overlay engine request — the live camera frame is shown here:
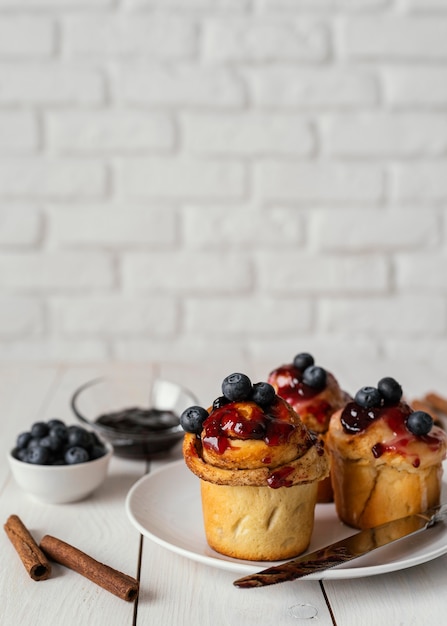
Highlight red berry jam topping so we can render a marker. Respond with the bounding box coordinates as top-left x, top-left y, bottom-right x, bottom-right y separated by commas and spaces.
269, 365, 324, 404
341, 401, 444, 466
267, 466, 295, 489
202, 400, 296, 455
